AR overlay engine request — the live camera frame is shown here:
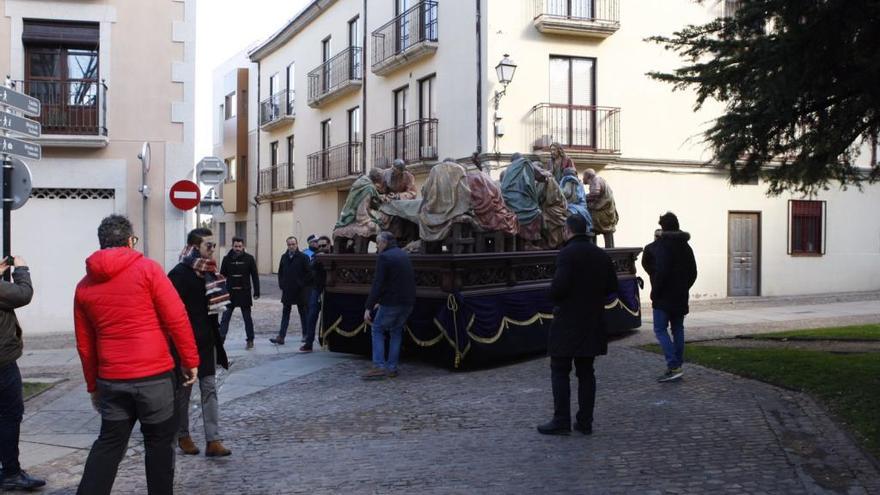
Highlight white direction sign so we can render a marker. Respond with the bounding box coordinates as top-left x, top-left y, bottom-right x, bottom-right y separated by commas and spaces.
0, 86, 40, 117
196, 156, 227, 186
0, 110, 41, 138
0, 135, 41, 160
